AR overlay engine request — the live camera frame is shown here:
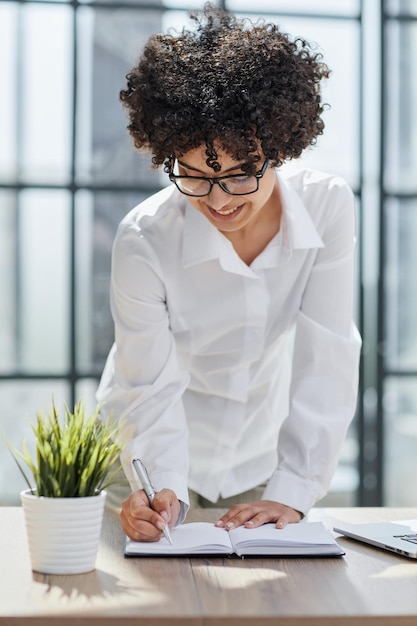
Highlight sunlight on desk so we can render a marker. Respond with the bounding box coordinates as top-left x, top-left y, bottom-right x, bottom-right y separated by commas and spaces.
371, 563, 417, 579
194, 563, 287, 590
